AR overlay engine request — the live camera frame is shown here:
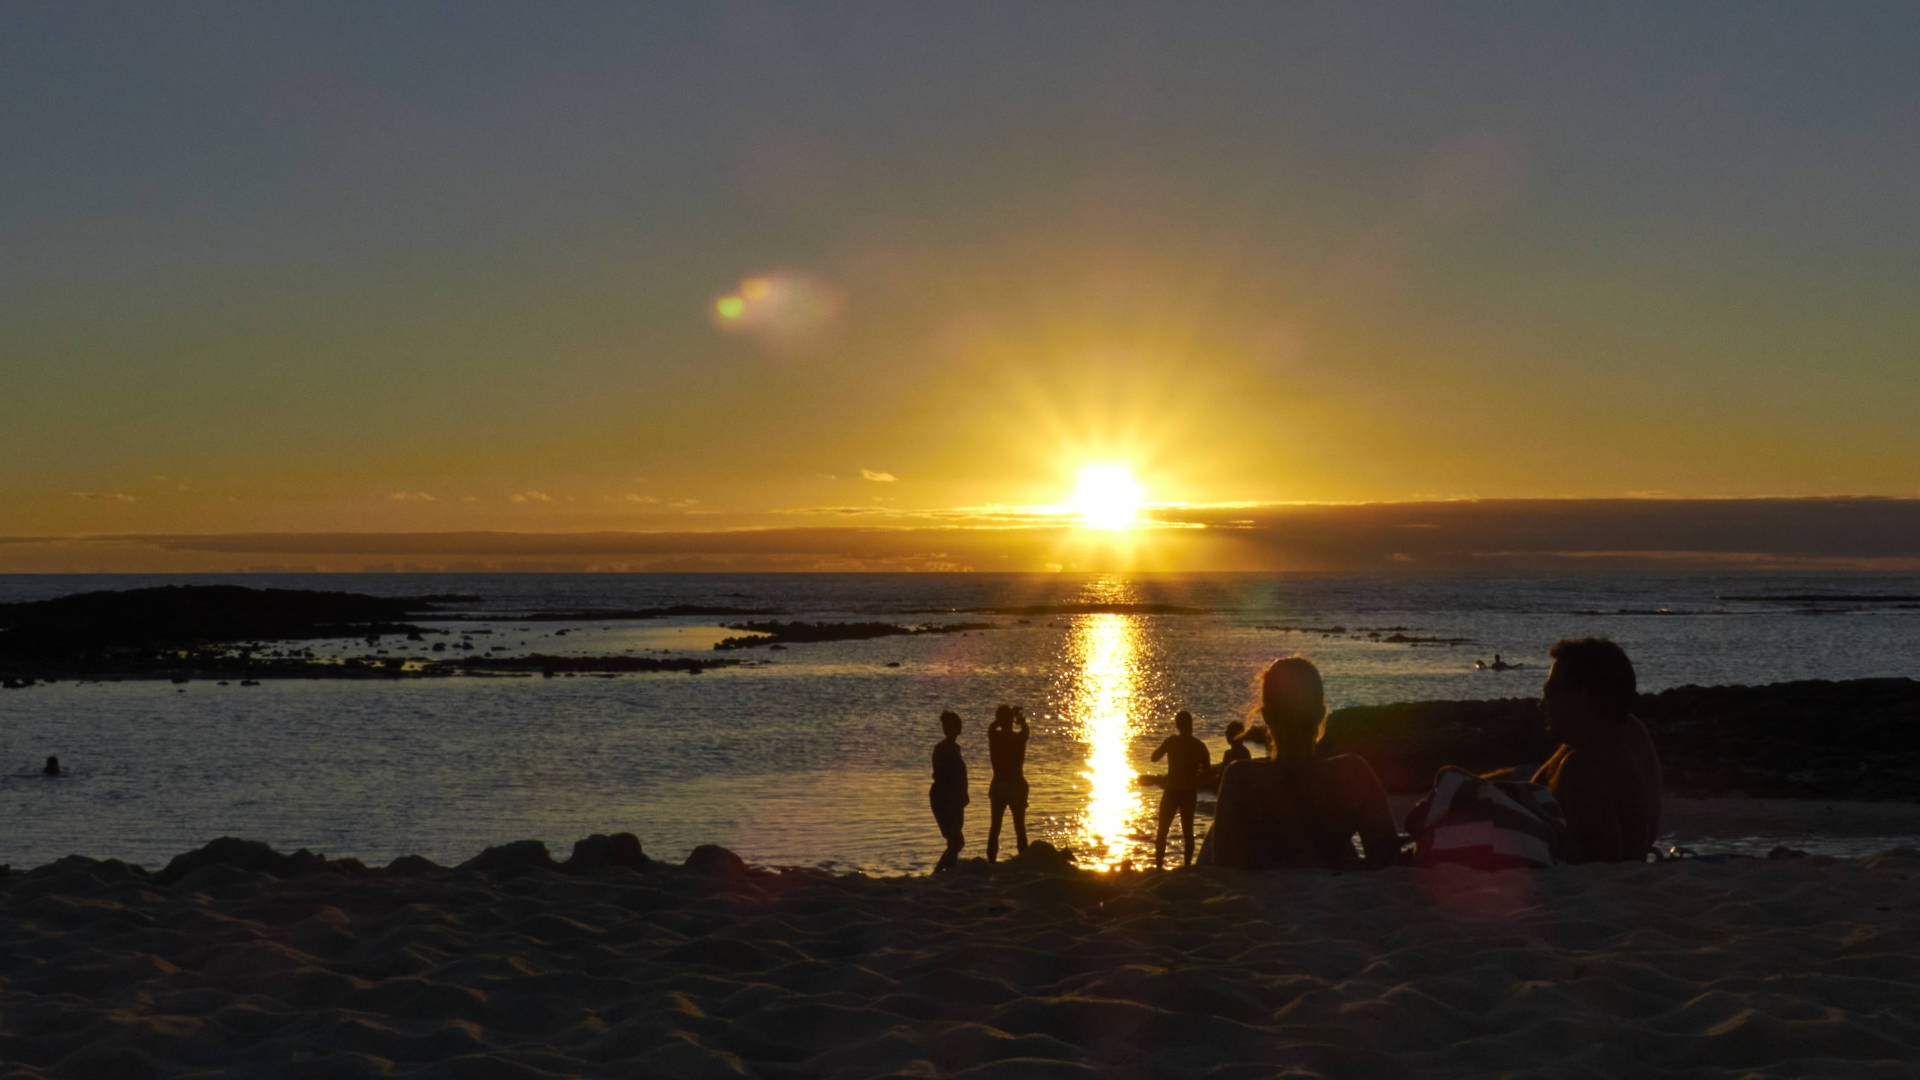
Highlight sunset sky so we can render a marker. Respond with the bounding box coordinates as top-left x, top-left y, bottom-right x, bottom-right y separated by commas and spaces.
5, 4, 1917, 572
